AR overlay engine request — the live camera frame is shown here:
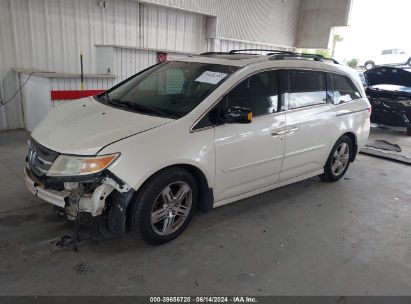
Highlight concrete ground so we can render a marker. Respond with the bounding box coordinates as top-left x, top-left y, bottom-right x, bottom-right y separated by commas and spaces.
0, 130, 410, 296
361, 125, 411, 164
